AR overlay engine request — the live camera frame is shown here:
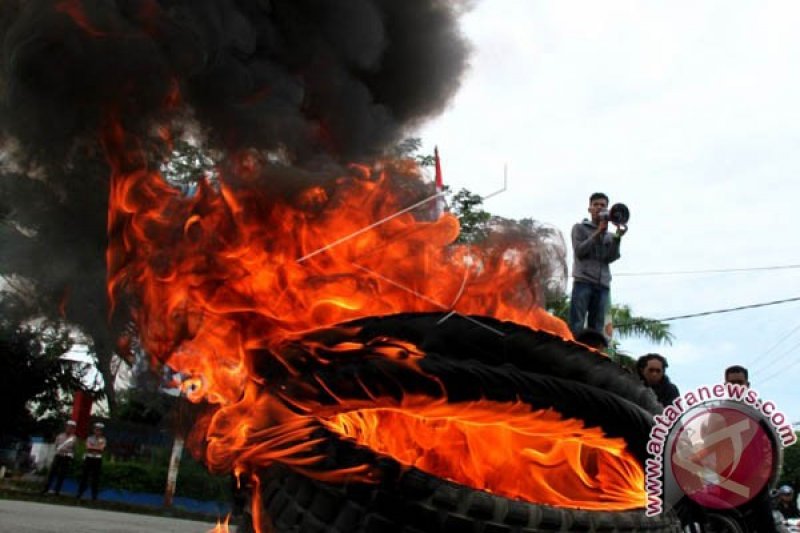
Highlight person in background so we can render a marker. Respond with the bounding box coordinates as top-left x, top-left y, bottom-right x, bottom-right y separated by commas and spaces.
568, 192, 626, 335
77, 422, 107, 501
636, 353, 680, 407
774, 485, 800, 519
42, 420, 77, 495
724, 365, 750, 387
